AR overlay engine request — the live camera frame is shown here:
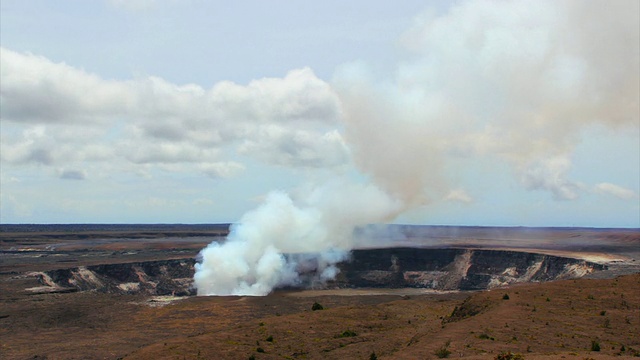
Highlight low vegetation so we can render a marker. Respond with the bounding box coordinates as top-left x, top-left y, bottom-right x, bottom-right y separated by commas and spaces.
435, 340, 452, 358
336, 329, 357, 338
494, 351, 524, 360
